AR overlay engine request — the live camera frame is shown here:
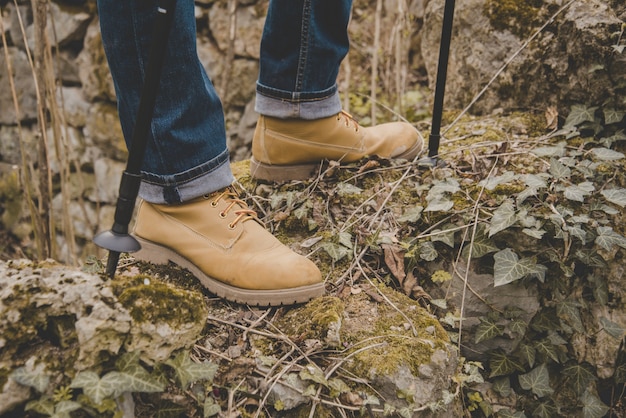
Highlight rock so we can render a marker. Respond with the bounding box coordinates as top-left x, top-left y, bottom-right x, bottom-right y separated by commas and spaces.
421, 0, 626, 115
57, 86, 90, 128
0, 125, 38, 165
0, 258, 207, 380
440, 260, 541, 361
256, 292, 461, 415
24, 1, 92, 50
0, 371, 31, 416
83, 101, 126, 160
76, 18, 116, 102
207, 2, 265, 60
0, 47, 38, 124
89, 157, 124, 204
